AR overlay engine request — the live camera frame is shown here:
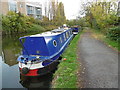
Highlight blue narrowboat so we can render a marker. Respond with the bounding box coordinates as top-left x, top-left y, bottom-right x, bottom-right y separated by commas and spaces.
17, 28, 73, 76
72, 25, 79, 35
